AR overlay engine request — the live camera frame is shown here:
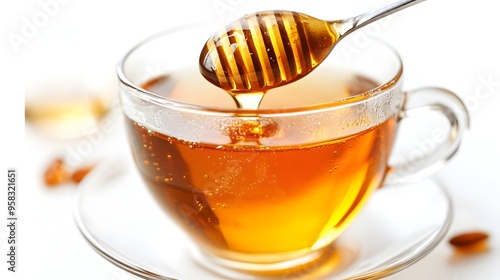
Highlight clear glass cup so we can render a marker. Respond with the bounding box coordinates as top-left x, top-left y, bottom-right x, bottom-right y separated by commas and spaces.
117, 24, 468, 275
